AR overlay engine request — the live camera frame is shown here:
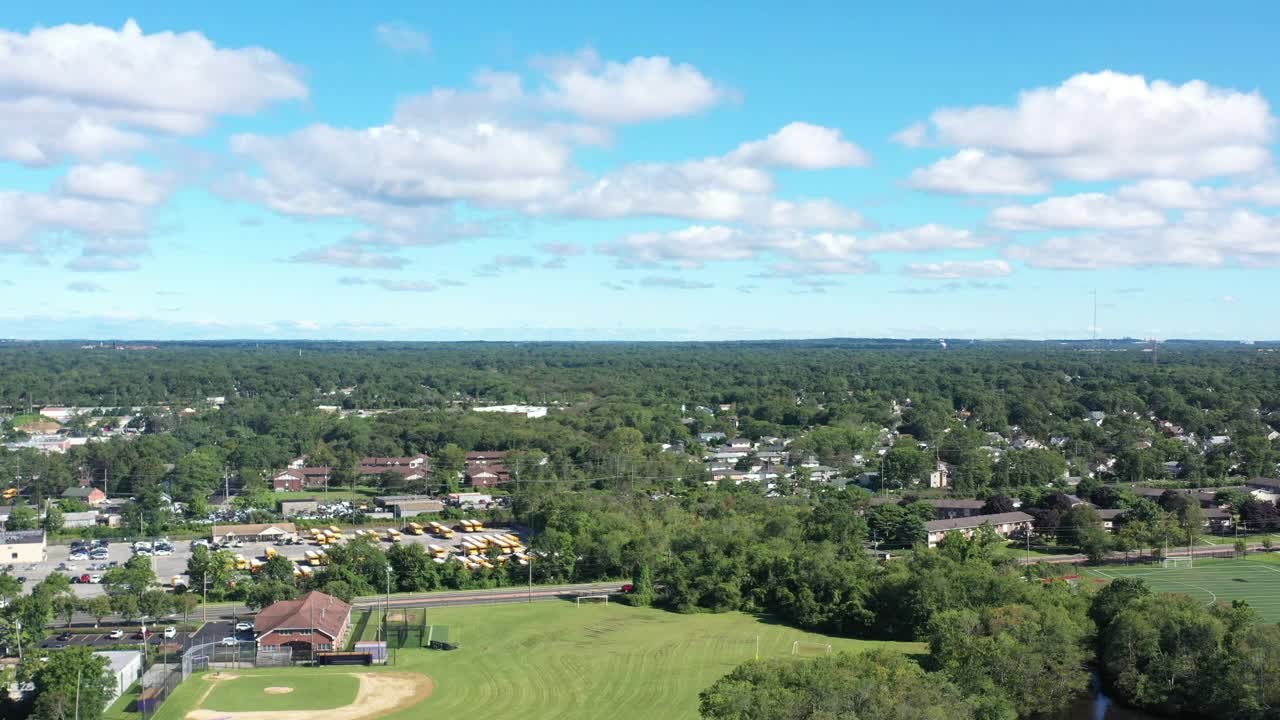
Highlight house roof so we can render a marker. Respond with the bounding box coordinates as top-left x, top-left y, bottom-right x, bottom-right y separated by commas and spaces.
255, 591, 351, 640
94, 650, 142, 674
61, 486, 103, 498
0, 530, 45, 545
924, 512, 1034, 533
1248, 477, 1280, 490
1094, 509, 1128, 520
361, 455, 429, 466
212, 522, 296, 538
466, 451, 508, 460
